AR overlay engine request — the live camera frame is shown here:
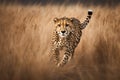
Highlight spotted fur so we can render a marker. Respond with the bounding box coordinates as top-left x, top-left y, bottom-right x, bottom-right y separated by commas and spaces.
49, 10, 93, 67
